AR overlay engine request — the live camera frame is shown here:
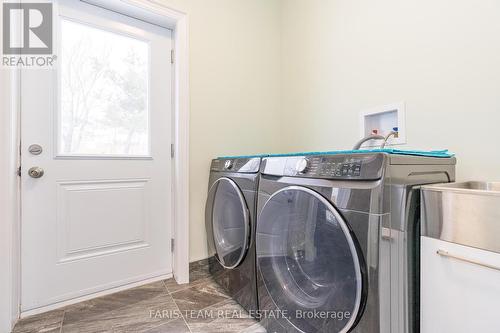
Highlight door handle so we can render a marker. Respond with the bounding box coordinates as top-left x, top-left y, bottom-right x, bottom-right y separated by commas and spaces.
28, 167, 44, 179
437, 249, 500, 272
